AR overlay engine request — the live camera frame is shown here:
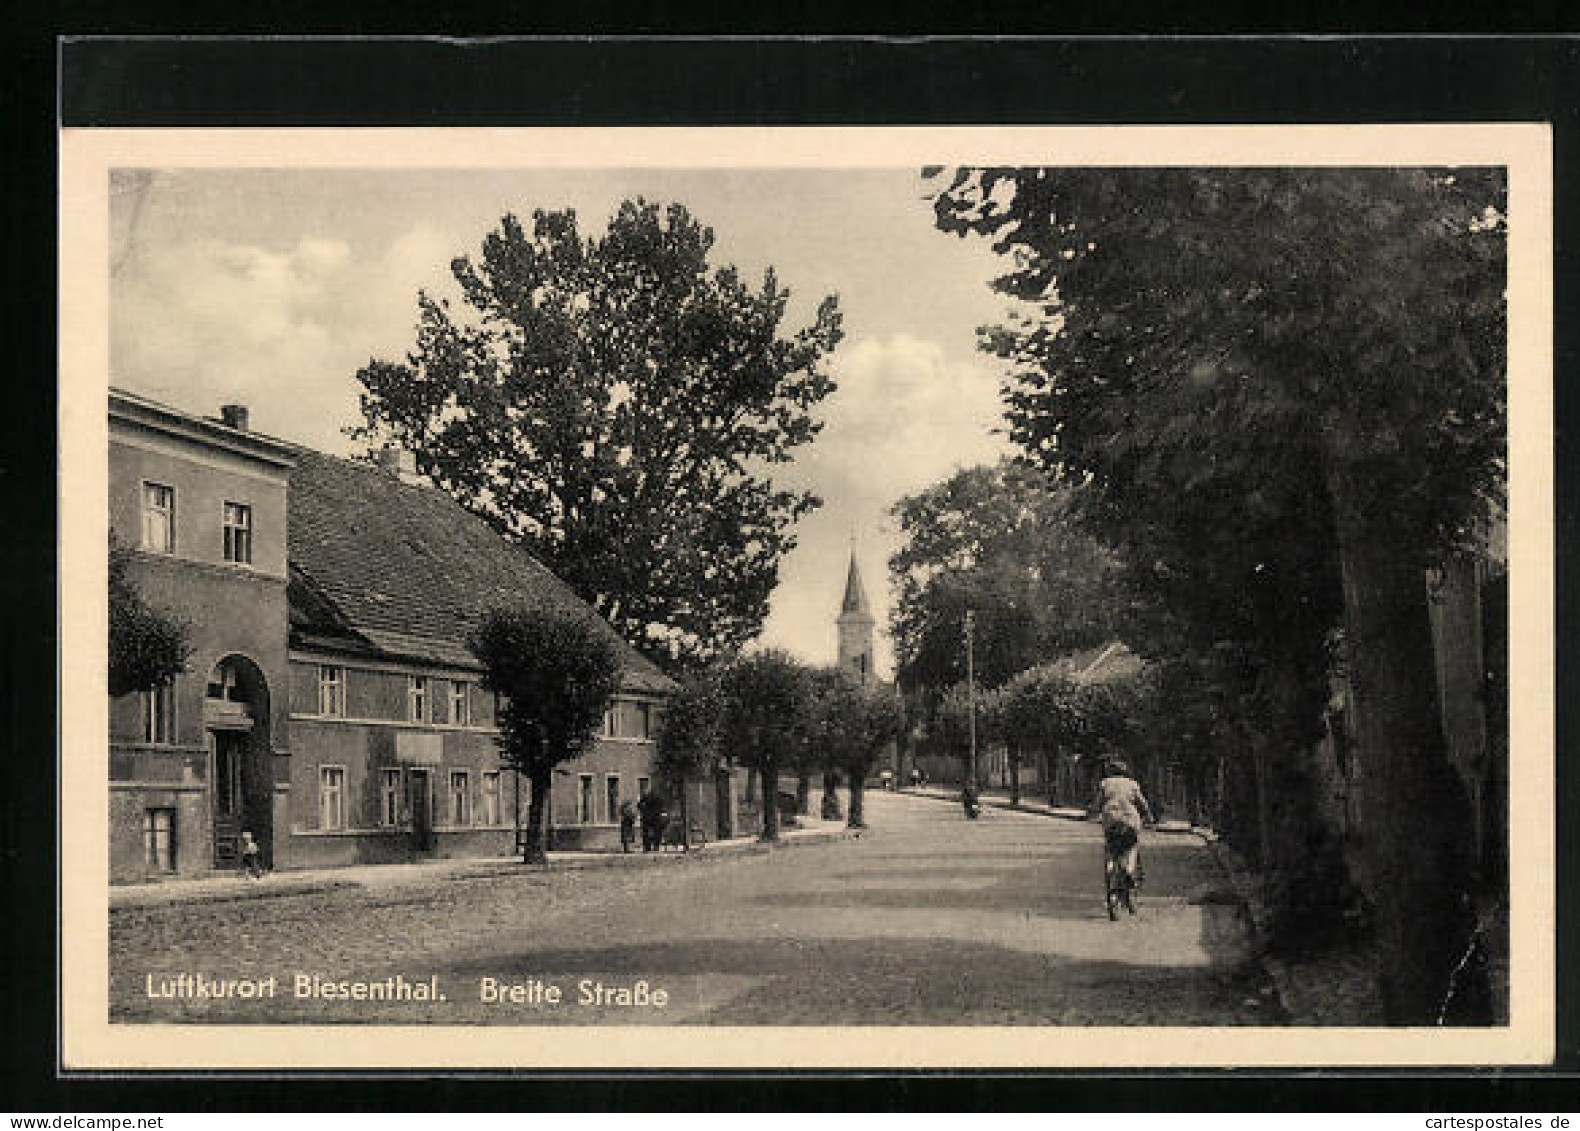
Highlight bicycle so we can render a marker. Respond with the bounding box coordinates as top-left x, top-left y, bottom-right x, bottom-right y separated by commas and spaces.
1102, 824, 1142, 920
